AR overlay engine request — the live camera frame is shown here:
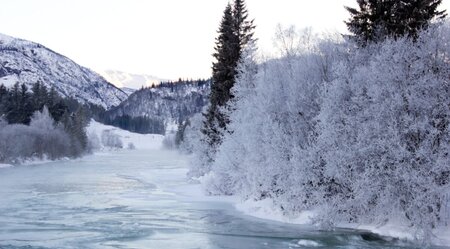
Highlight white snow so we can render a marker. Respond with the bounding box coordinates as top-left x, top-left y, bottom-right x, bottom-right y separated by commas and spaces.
20, 157, 71, 166
235, 199, 315, 225
296, 240, 321, 247
348, 223, 450, 247
0, 33, 17, 45
0, 75, 19, 88
87, 120, 164, 150
0, 163, 12, 168
345, 223, 414, 241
